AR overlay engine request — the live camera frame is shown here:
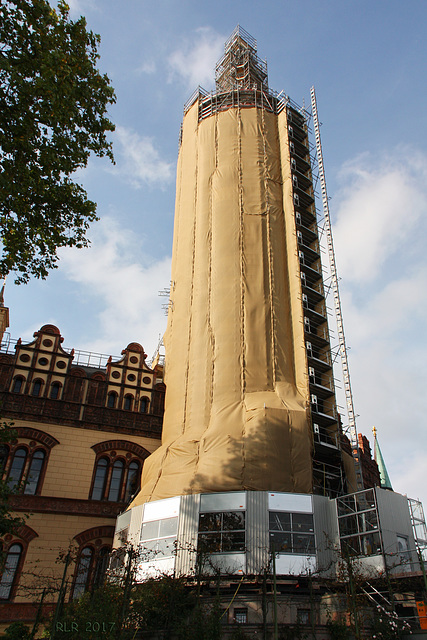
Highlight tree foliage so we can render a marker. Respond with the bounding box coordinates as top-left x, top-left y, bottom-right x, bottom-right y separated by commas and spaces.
0, 422, 26, 546
0, 0, 115, 283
